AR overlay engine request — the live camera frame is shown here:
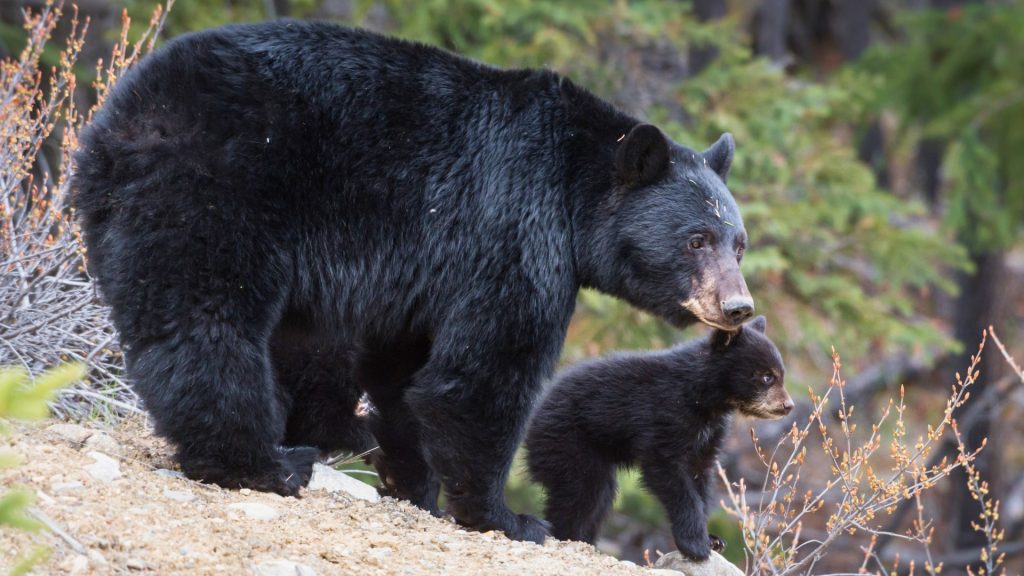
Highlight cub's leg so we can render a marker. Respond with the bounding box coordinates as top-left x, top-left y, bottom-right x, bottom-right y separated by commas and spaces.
640, 458, 712, 561
356, 340, 441, 514
527, 430, 617, 544
271, 326, 374, 455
